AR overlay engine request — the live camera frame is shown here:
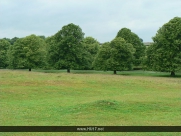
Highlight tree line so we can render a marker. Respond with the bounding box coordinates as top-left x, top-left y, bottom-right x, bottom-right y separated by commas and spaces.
0, 17, 180, 76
